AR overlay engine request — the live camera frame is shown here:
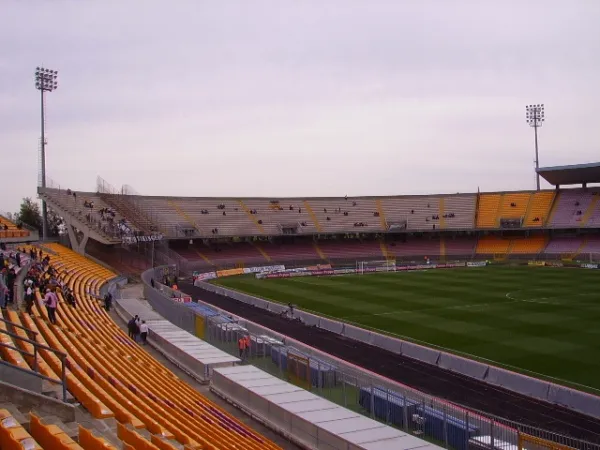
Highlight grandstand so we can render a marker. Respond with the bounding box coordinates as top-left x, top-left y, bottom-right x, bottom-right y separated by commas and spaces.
0, 214, 35, 240
0, 164, 597, 449
0, 243, 285, 449
35, 181, 600, 272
